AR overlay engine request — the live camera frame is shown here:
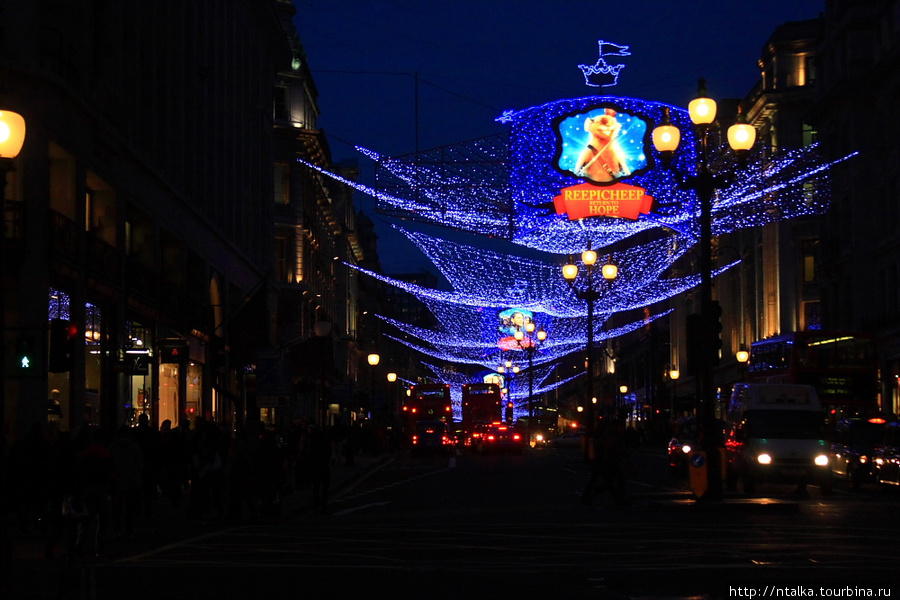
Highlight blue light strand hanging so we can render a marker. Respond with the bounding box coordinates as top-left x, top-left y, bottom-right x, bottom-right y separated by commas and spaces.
351, 259, 733, 319
383, 309, 671, 370
303, 98, 850, 257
